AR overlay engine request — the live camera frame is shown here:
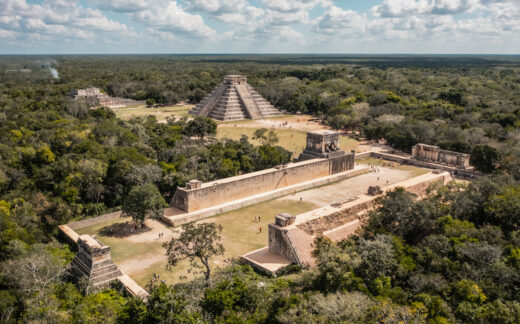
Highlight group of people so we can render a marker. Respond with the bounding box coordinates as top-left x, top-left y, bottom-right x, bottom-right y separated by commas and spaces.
254, 216, 262, 234
158, 232, 165, 239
